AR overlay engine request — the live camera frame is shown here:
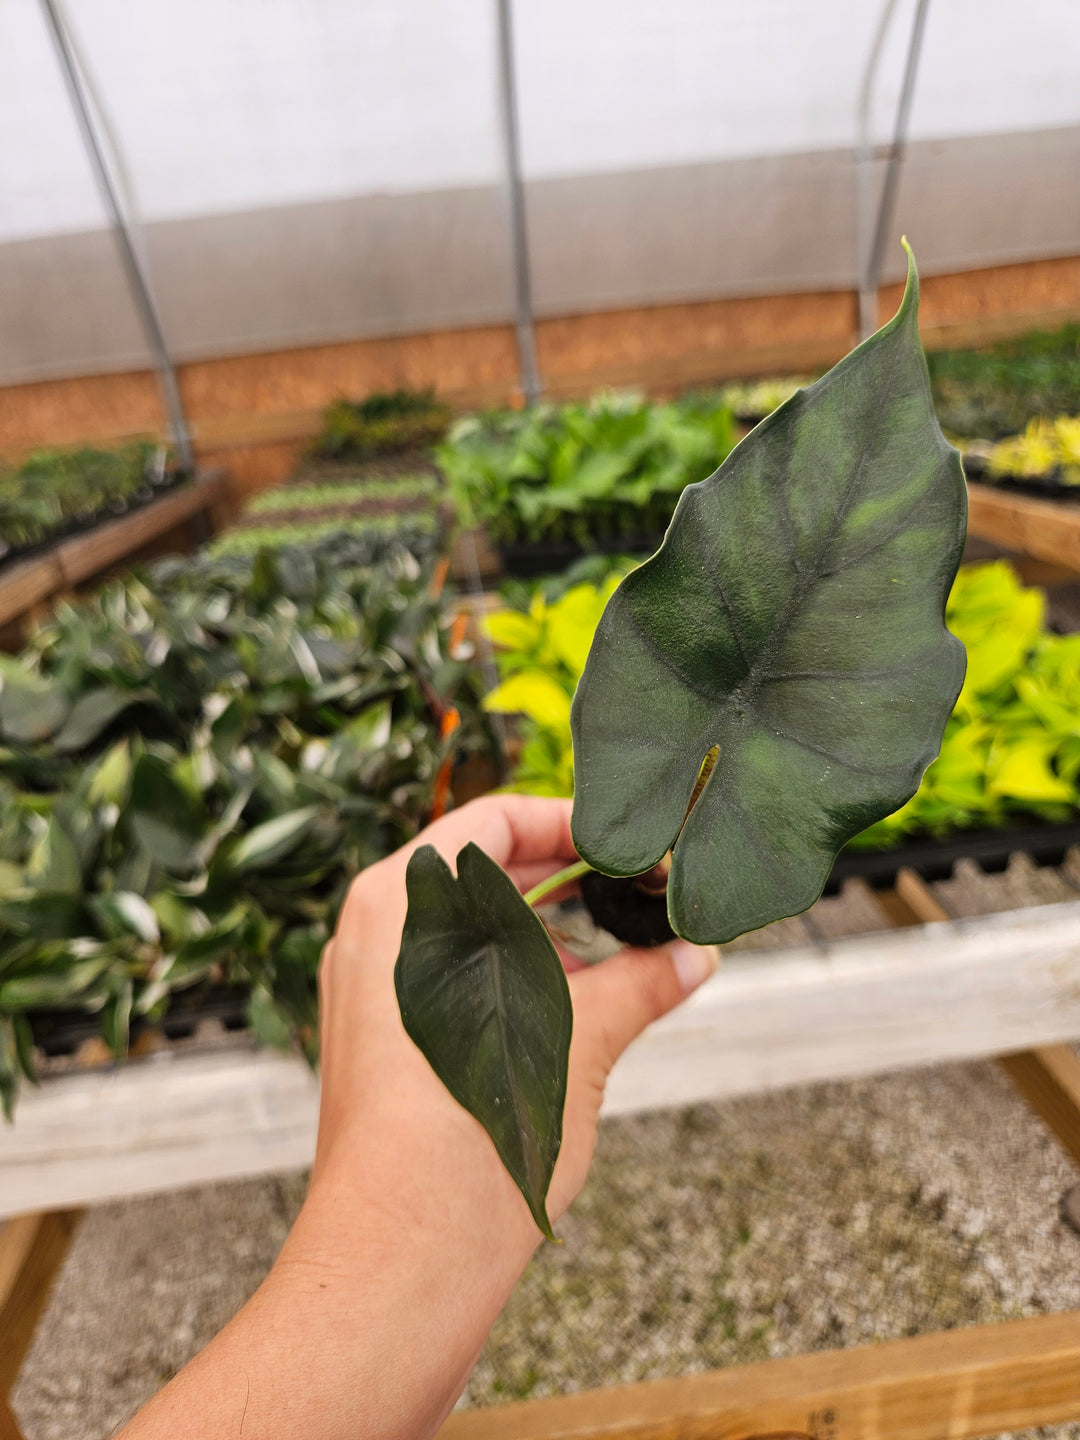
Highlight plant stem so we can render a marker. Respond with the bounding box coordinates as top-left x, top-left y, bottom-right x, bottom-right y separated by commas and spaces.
524, 859, 593, 907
